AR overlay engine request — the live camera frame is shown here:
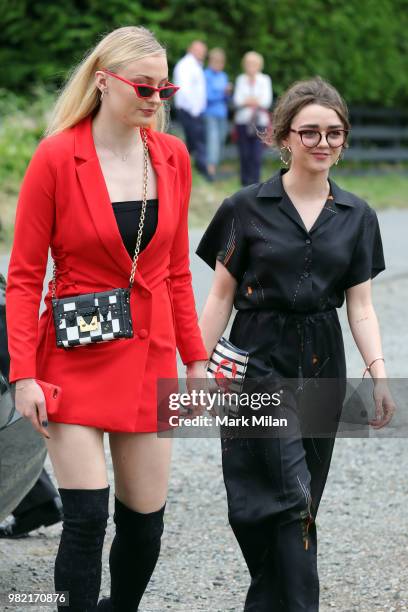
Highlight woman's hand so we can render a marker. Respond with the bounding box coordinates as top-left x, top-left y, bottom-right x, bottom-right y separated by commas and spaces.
369, 379, 396, 429
185, 360, 212, 417
14, 378, 51, 439
186, 360, 208, 380
245, 96, 259, 108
